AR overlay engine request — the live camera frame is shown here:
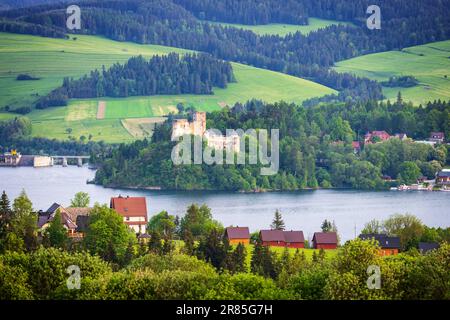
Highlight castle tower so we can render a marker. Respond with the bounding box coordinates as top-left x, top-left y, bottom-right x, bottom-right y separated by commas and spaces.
192, 112, 206, 136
